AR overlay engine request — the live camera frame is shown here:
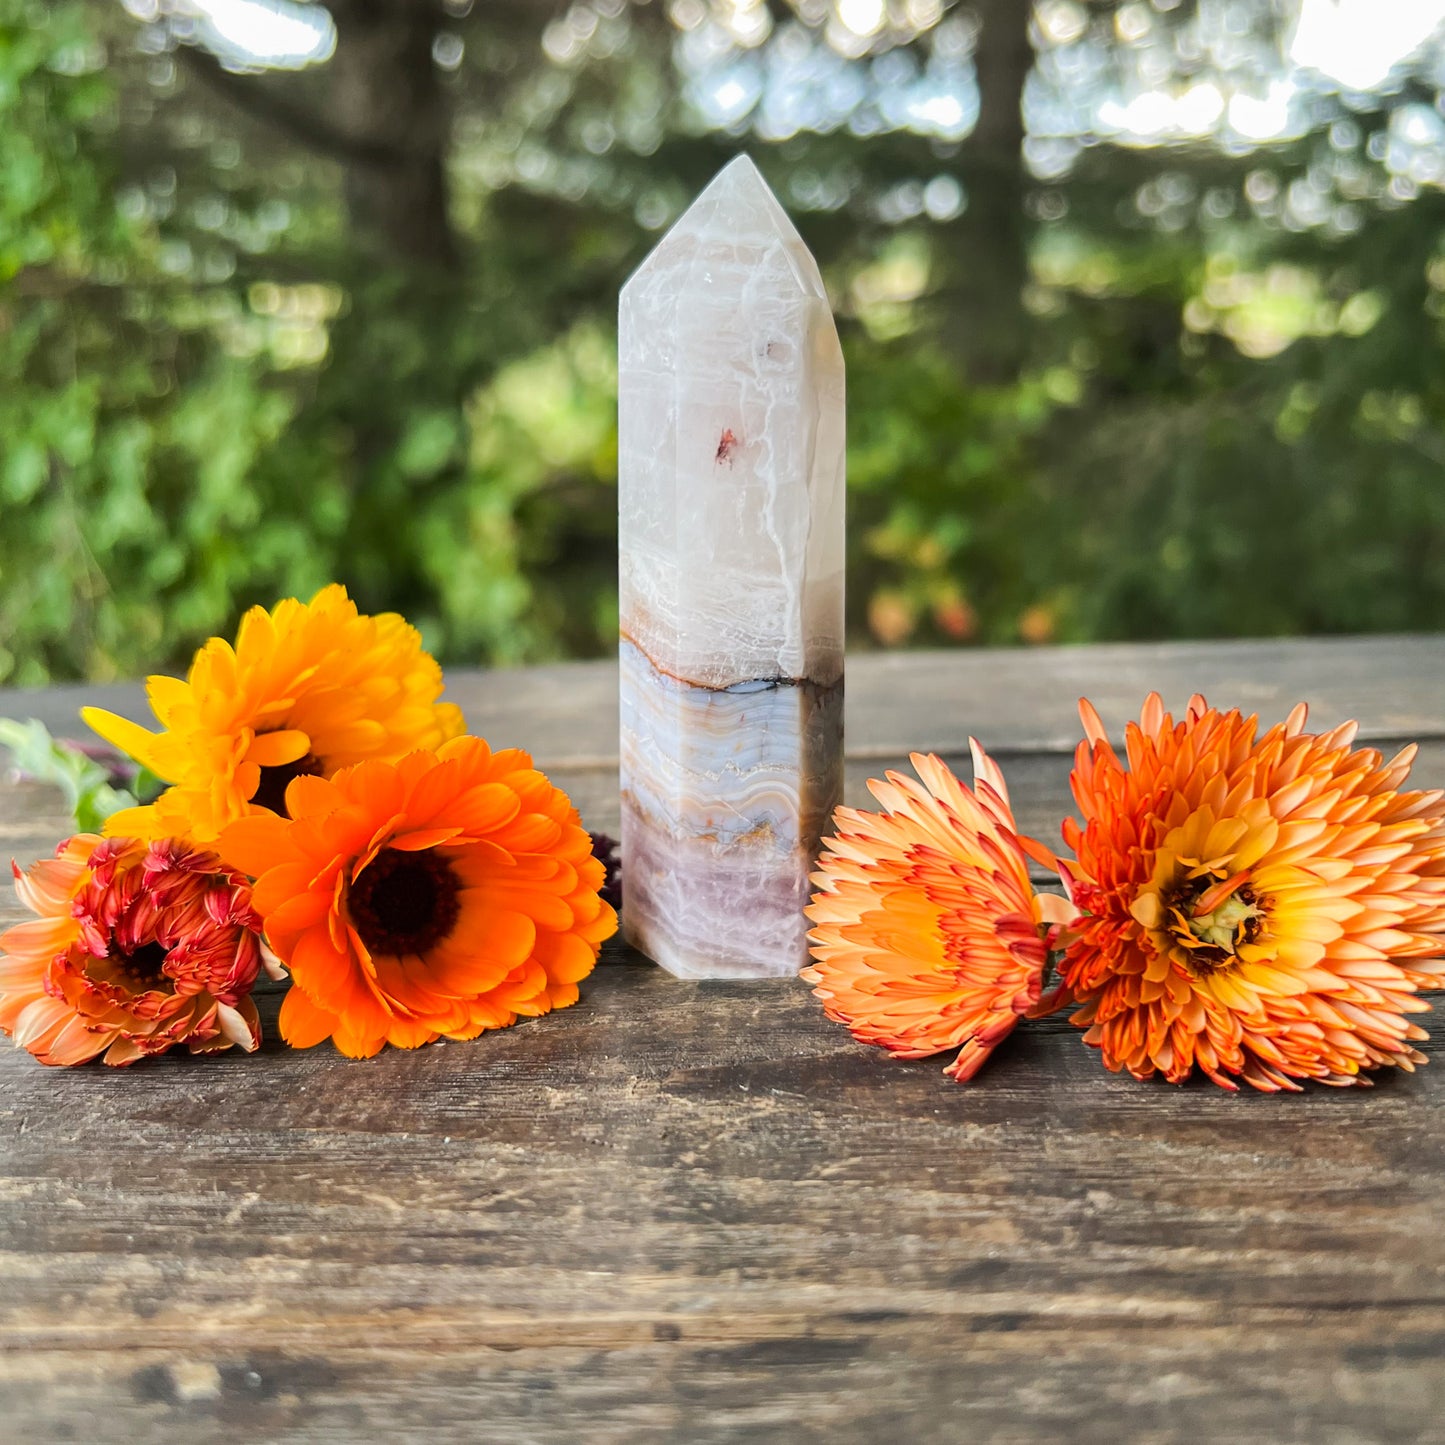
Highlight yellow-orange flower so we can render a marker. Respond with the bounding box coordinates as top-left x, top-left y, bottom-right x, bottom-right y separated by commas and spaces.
83, 584, 464, 844
0, 835, 268, 1066
1059, 693, 1445, 1091
217, 735, 617, 1058
804, 747, 1074, 1081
